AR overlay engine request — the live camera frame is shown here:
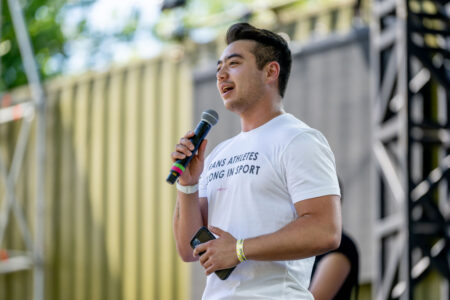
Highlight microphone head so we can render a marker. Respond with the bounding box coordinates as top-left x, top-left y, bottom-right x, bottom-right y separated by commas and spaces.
201, 109, 219, 126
